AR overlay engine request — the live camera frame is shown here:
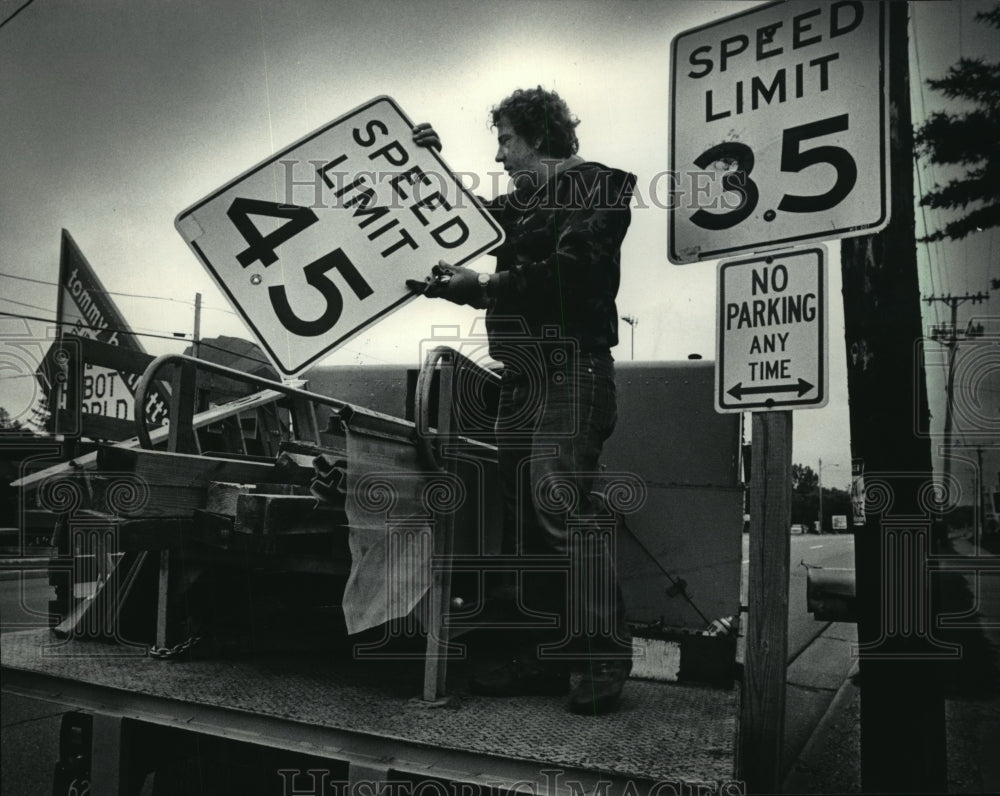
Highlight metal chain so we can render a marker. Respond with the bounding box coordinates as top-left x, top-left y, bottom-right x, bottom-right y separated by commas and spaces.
148, 635, 201, 660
